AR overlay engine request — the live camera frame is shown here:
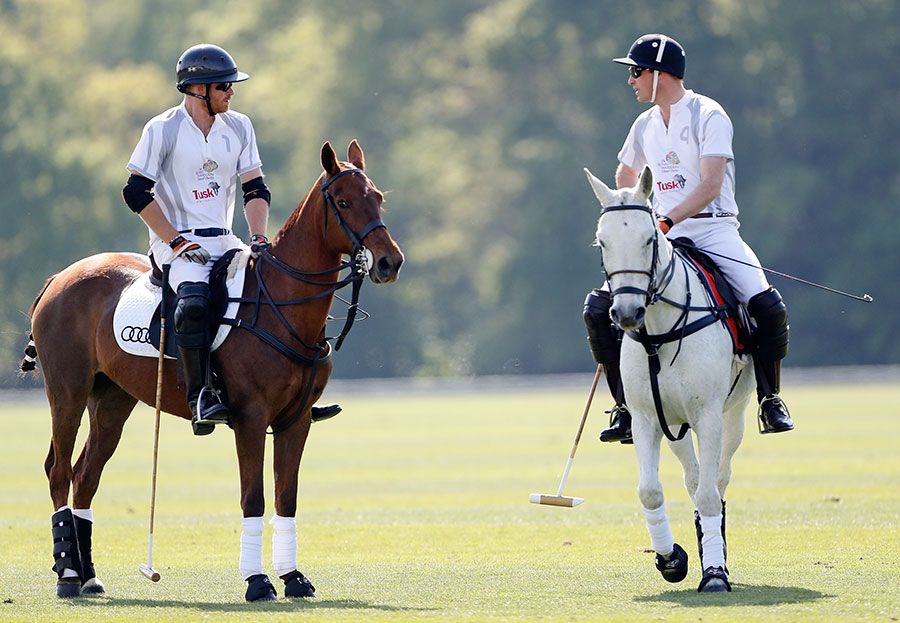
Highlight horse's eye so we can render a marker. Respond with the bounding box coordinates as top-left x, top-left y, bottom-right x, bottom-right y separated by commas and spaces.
337, 200, 350, 210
